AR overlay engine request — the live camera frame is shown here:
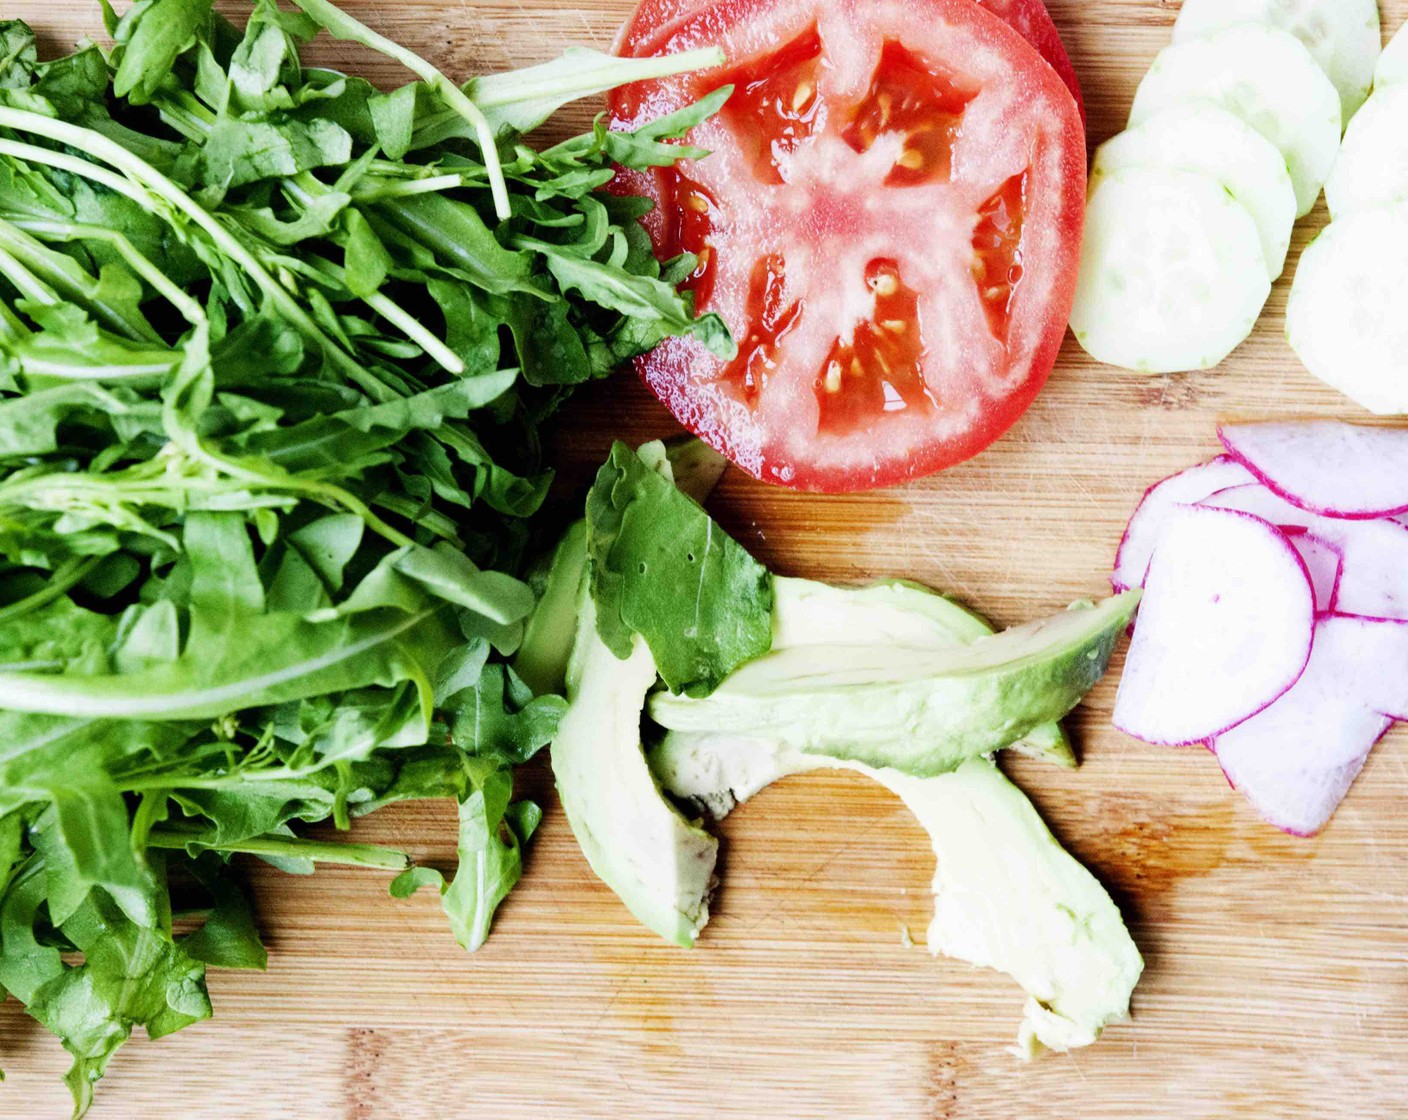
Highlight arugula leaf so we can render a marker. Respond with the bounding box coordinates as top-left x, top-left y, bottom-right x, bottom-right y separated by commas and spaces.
0, 2, 733, 1108
203, 115, 353, 191
177, 856, 268, 970
389, 761, 541, 951
111, 0, 216, 104
586, 442, 773, 697
28, 883, 212, 1114
0, 20, 37, 89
